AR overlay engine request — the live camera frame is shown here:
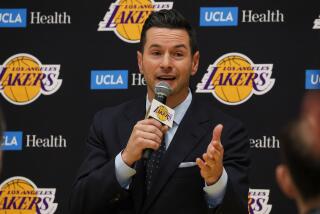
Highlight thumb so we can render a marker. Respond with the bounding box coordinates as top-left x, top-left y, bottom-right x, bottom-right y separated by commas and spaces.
212, 124, 223, 142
